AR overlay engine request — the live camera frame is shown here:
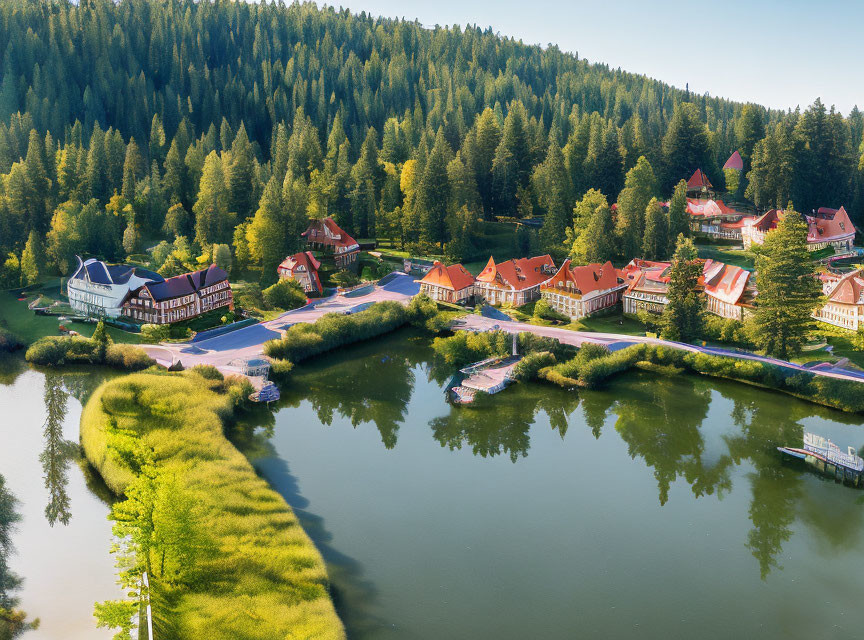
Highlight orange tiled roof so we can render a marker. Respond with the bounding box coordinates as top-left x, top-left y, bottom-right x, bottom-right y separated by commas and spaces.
420, 261, 475, 291
827, 269, 864, 304
302, 217, 360, 251
475, 255, 556, 291
702, 260, 751, 305
544, 260, 622, 295
807, 206, 854, 243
